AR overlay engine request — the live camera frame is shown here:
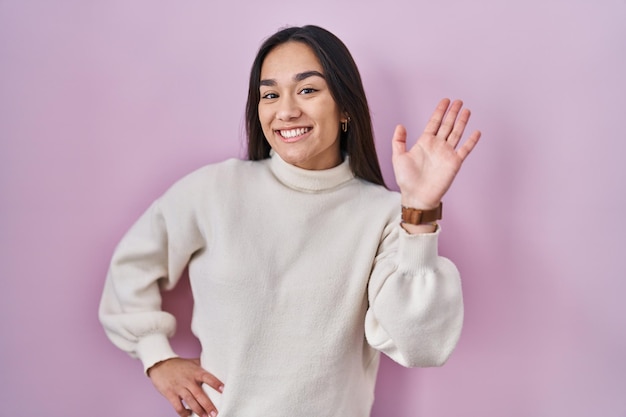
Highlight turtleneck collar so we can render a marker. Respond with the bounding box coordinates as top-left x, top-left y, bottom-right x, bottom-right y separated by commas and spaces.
268, 151, 355, 192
